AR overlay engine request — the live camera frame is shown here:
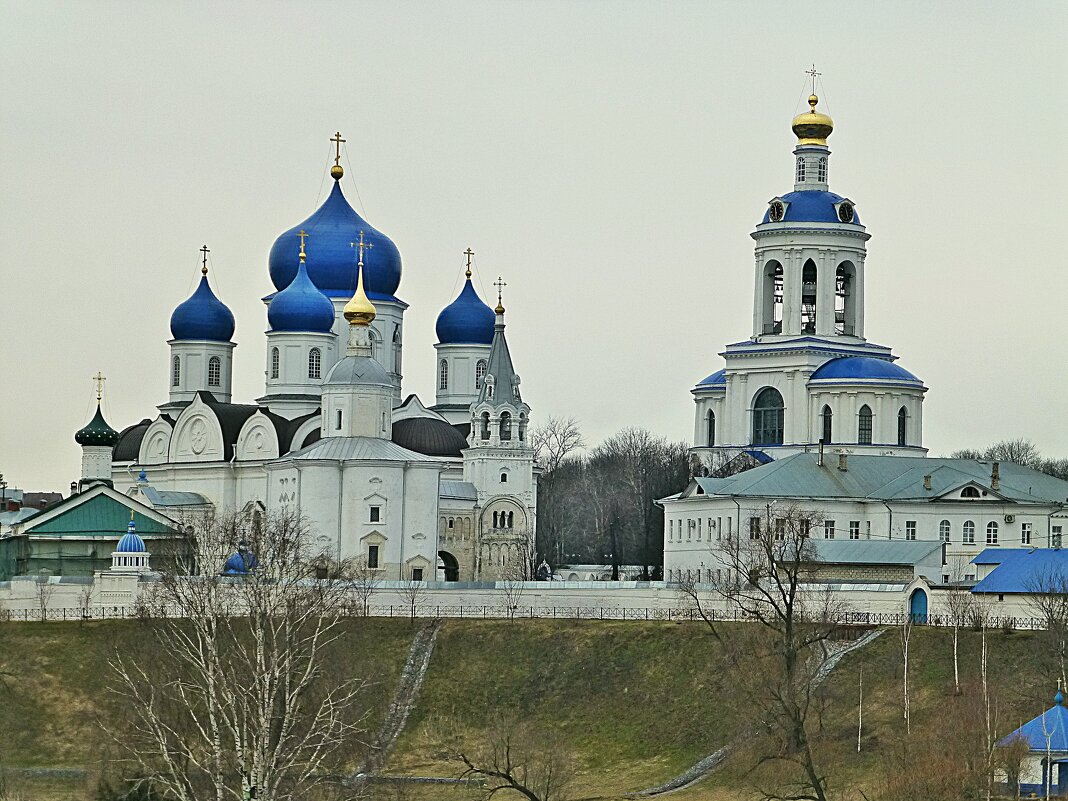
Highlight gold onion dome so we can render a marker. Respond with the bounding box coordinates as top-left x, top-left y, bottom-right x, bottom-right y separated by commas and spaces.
343, 264, 377, 325
792, 94, 834, 146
